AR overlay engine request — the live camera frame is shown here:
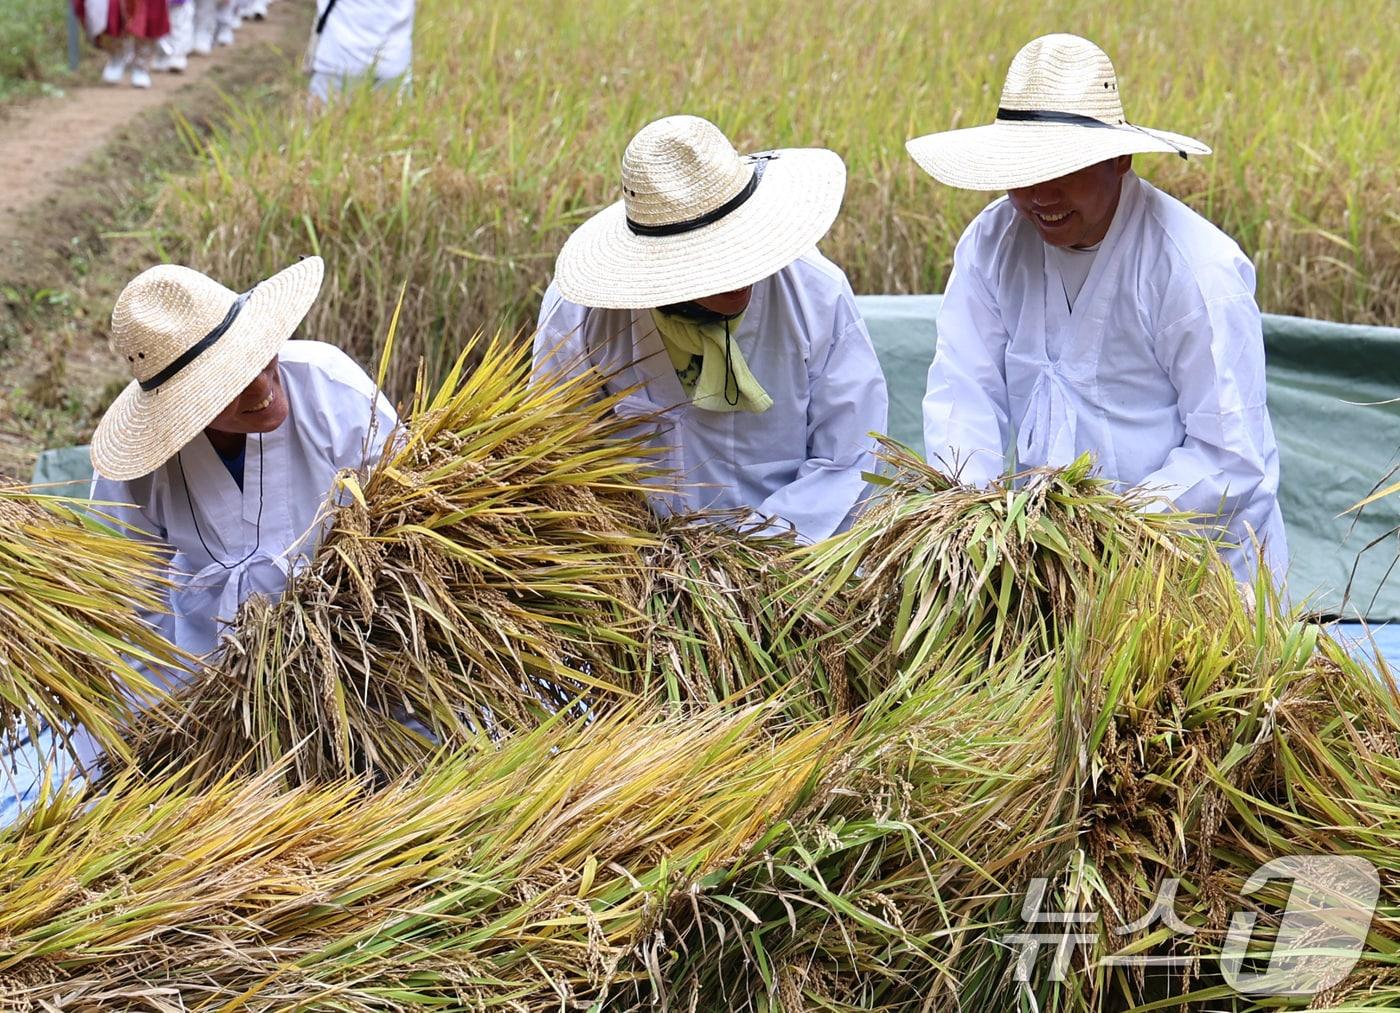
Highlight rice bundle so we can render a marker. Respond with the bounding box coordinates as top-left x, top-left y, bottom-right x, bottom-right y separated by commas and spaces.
801, 441, 1183, 680
0, 486, 185, 767
16, 346, 1400, 1009
628, 514, 860, 722
133, 337, 662, 784
0, 704, 845, 1009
